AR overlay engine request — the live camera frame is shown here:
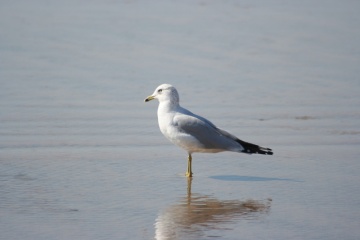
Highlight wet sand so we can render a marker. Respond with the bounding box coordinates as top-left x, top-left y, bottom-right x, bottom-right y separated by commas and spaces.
1, 1, 360, 239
